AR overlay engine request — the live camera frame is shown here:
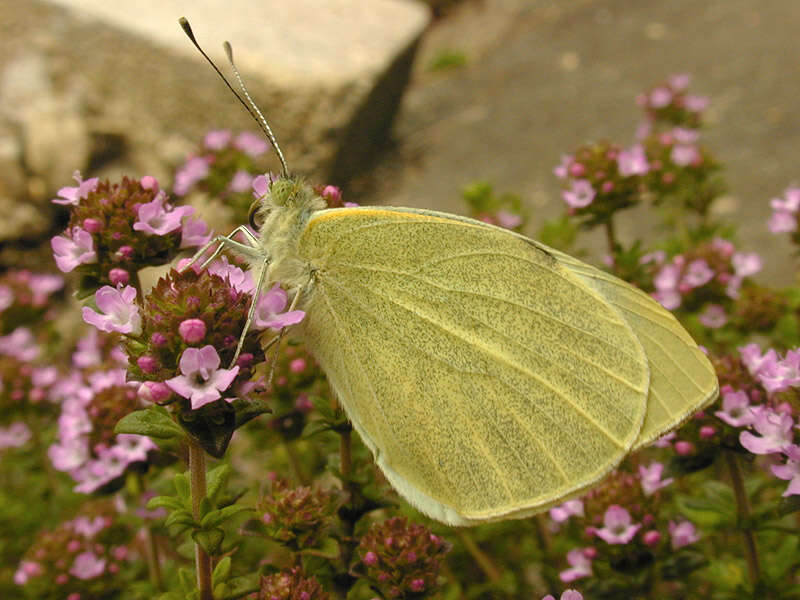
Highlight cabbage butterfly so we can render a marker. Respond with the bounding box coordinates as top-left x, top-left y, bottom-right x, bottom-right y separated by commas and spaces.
180, 19, 718, 525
